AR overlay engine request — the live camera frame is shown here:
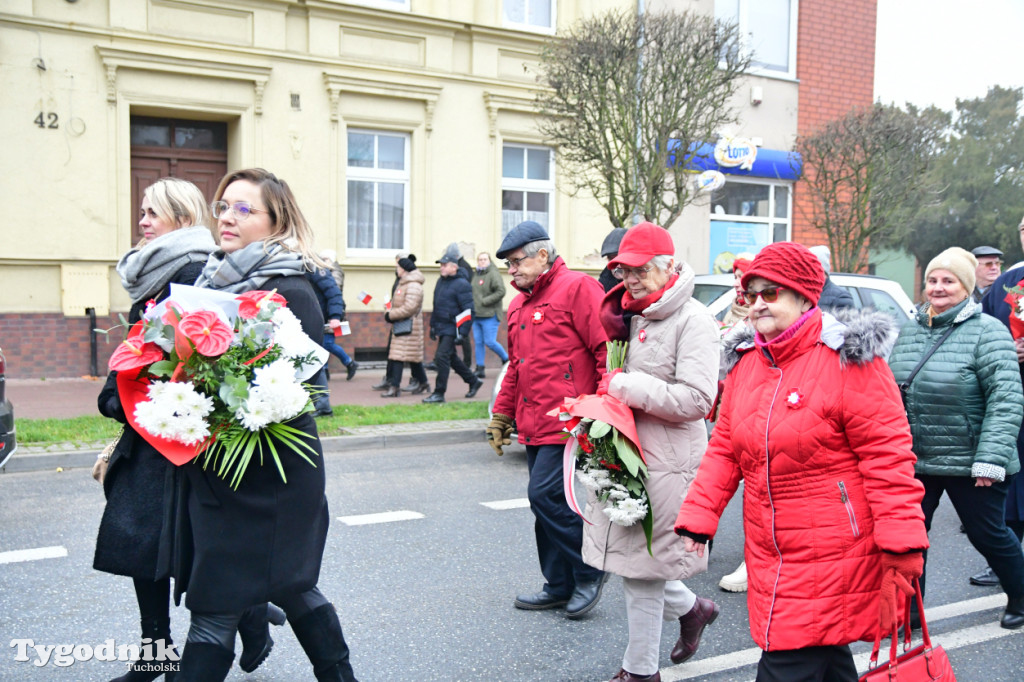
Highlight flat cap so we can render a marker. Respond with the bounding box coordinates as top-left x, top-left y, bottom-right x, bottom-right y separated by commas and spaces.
971, 245, 1003, 258
496, 220, 550, 260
